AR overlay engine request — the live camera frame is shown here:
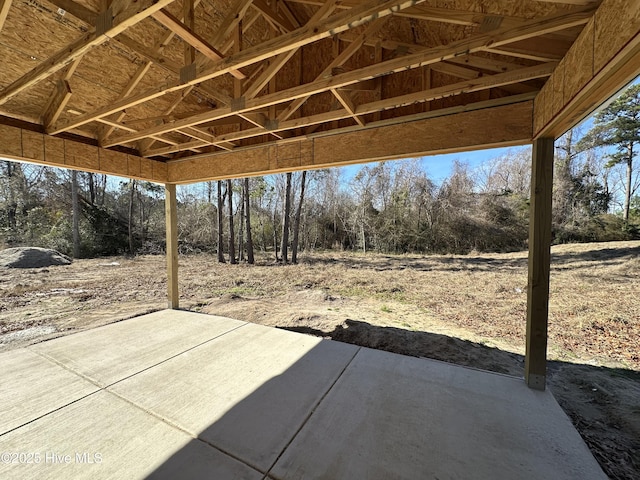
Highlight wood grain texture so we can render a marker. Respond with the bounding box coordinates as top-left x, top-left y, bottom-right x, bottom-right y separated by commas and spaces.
0, 122, 165, 181
167, 101, 533, 183
525, 137, 555, 391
